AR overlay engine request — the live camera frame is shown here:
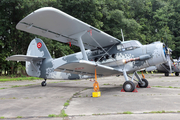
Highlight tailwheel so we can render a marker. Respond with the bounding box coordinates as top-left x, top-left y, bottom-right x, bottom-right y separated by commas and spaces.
123, 81, 135, 92
41, 79, 47, 87
175, 72, 179, 76
165, 72, 169, 76
138, 78, 148, 88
